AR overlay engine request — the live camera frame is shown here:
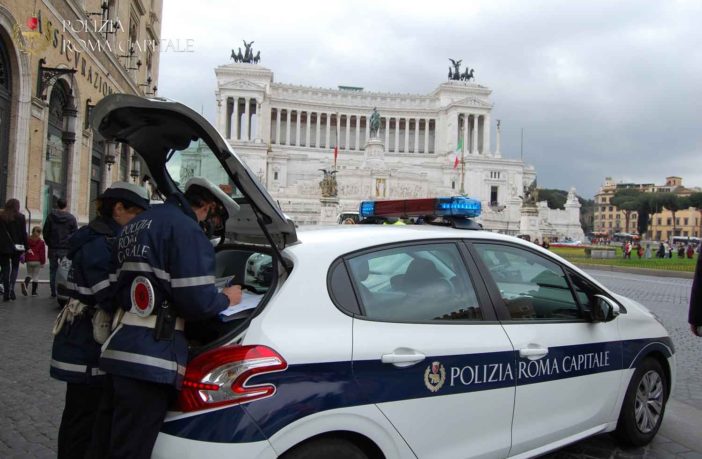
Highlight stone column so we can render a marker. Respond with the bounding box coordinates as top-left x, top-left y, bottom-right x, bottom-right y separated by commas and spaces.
383, 118, 388, 145
305, 111, 311, 147
413, 119, 419, 153
472, 114, 478, 154
315, 112, 321, 148
225, 98, 232, 139
483, 114, 491, 155
216, 97, 225, 136
495, 119, 502, 158
243, 98, 250, 141
295, 110, 301, 146
232, 97, 240, 140
276, 107, 281, 144
286, 109, 291, 145
403, 119, 409, 153
355, 115, 361, 150
424, 118, 430, 154
345, 114, 351, 150
394, 118, 400, 153
256, 99, 262, 142
334, 113, 341, 147
325, 113, 331, 149
462, 113, 469, 154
